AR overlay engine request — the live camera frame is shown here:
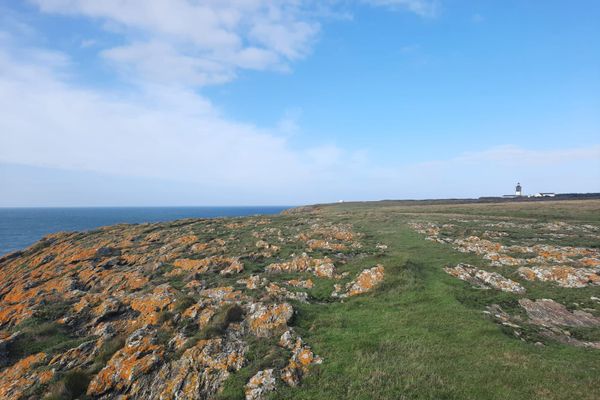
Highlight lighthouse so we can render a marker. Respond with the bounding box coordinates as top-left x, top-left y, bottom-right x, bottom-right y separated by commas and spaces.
515, 182, 522, 196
